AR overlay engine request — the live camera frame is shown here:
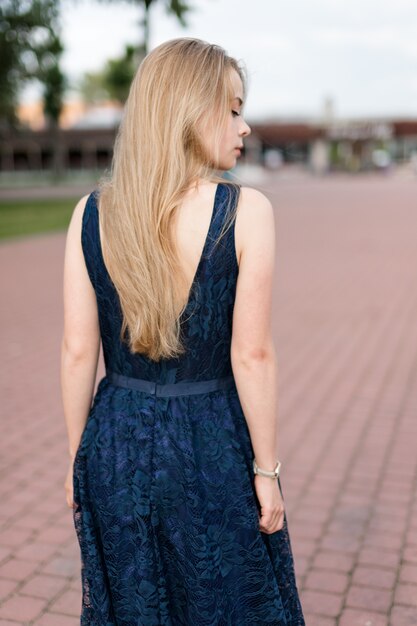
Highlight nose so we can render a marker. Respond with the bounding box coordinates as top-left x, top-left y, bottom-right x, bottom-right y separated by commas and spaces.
240, 119, 251, 137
